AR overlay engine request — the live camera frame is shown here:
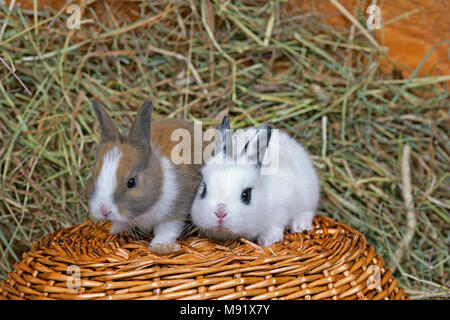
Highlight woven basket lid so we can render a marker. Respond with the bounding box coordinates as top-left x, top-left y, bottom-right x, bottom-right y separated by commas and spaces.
0, 215, 407, 300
